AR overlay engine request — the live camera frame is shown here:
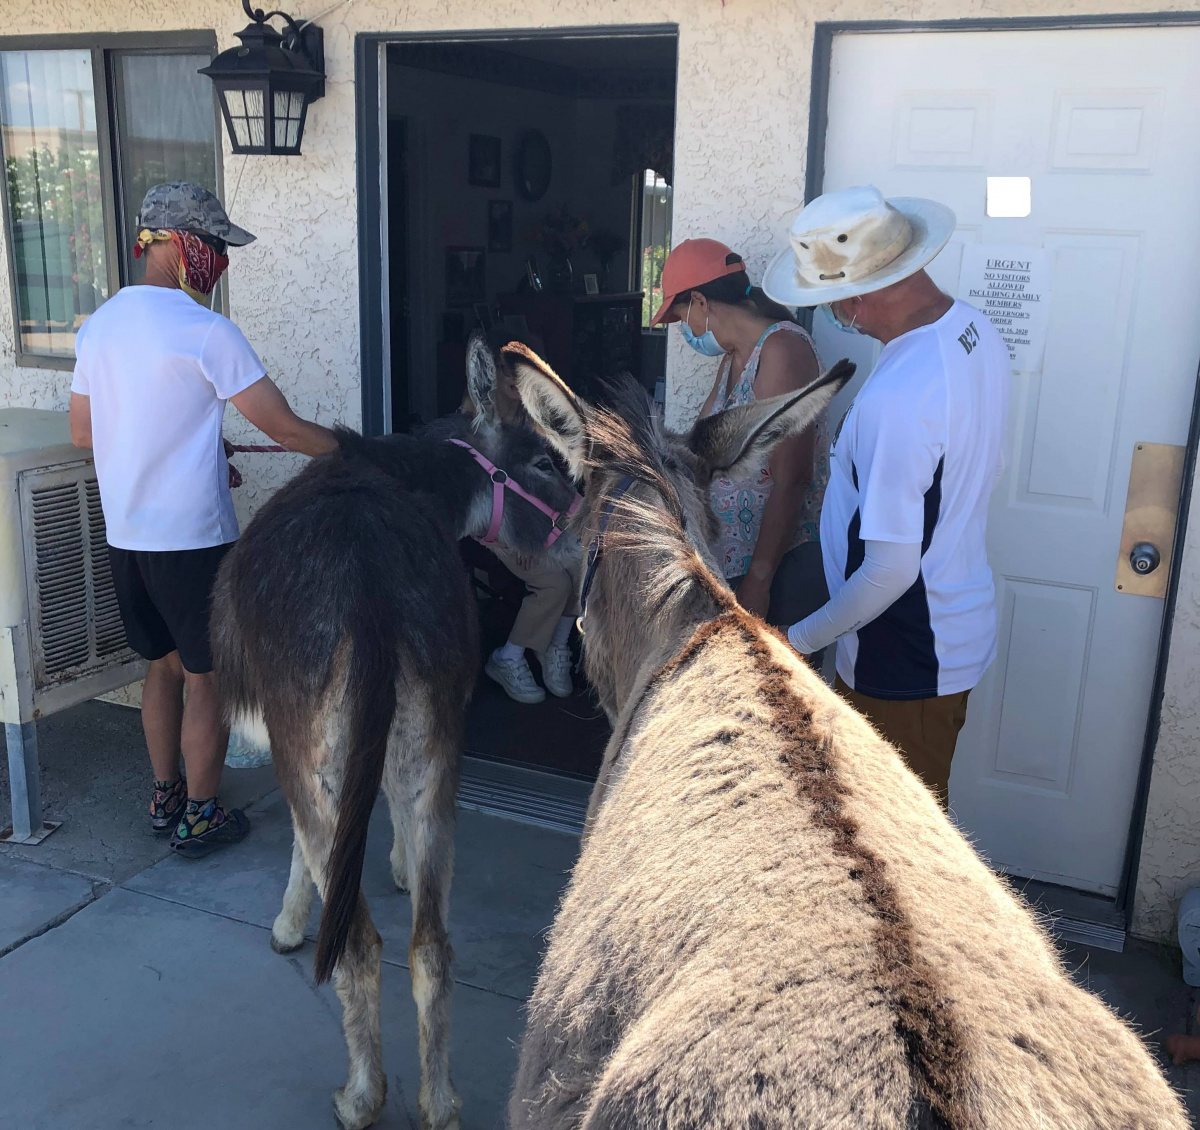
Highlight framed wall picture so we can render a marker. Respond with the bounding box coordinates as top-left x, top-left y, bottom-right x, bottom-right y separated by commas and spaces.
497, 313, 530, 339
488, 199, 513, 252
472, 303, 495, 331
514, 129, 552, 201
468, 134, 502, 187
583, 273, 600, 295
445, 246, 487, 306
